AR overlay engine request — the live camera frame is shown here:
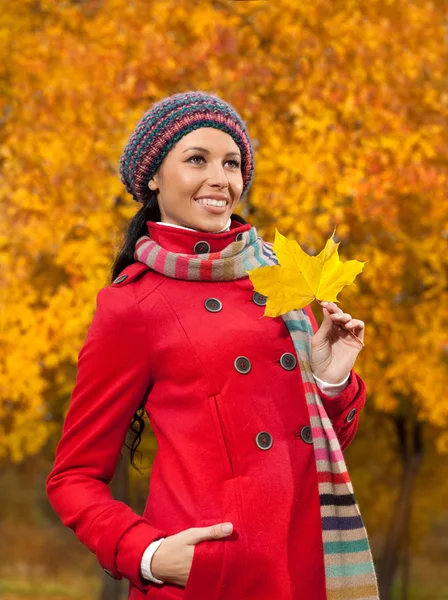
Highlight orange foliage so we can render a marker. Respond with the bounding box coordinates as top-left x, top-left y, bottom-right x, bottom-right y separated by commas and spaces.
1, 0, 447, 461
